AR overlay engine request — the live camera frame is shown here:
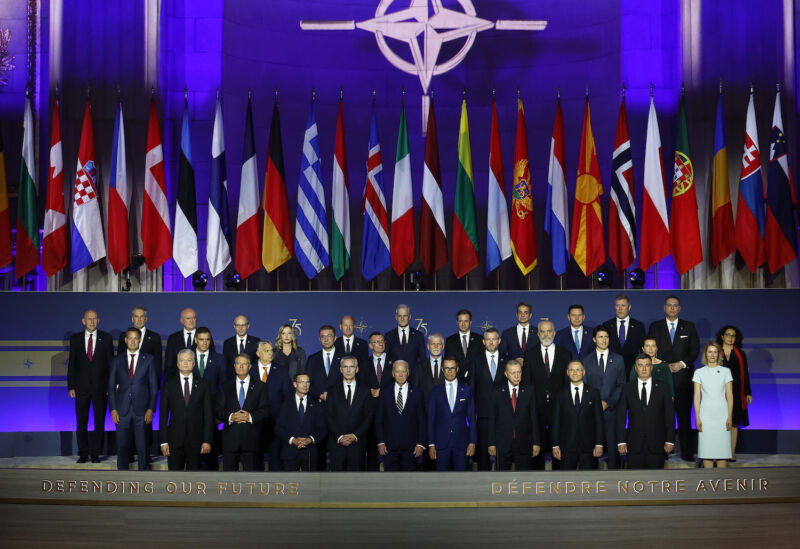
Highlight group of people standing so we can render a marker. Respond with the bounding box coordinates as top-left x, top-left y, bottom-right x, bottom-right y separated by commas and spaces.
66, 294, 753, 472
